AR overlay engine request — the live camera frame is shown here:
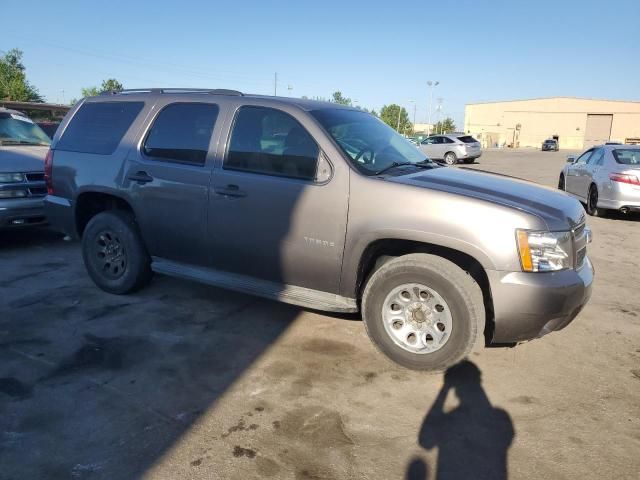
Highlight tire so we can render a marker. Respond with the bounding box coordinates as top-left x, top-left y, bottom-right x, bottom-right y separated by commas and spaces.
362, 253, 485, 371
82, 210, 152, 294
586, 184, 607, 217
463, 158, 475, 164
558, 174, 565, 191
444, 152, 458, 165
